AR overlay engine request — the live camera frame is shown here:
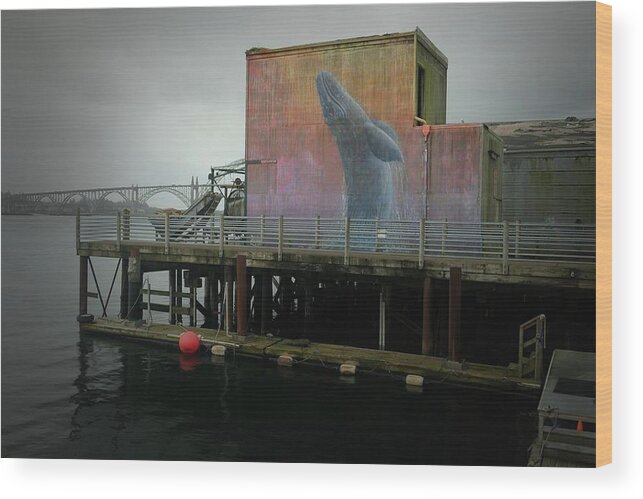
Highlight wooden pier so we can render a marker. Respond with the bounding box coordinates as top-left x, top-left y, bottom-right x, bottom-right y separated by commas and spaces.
76, 210, 595, 391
